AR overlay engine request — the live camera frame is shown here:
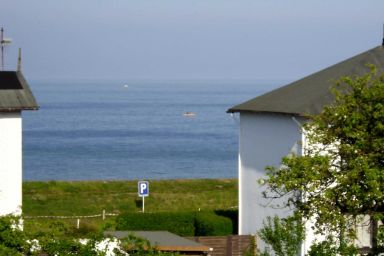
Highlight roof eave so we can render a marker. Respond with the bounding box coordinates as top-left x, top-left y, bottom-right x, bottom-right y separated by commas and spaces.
0, 106, 39, 112
227, 108, 308, 116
